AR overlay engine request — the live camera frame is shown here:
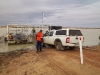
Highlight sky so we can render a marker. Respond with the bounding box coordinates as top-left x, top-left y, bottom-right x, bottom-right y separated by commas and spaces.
0, 0, 100, 28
